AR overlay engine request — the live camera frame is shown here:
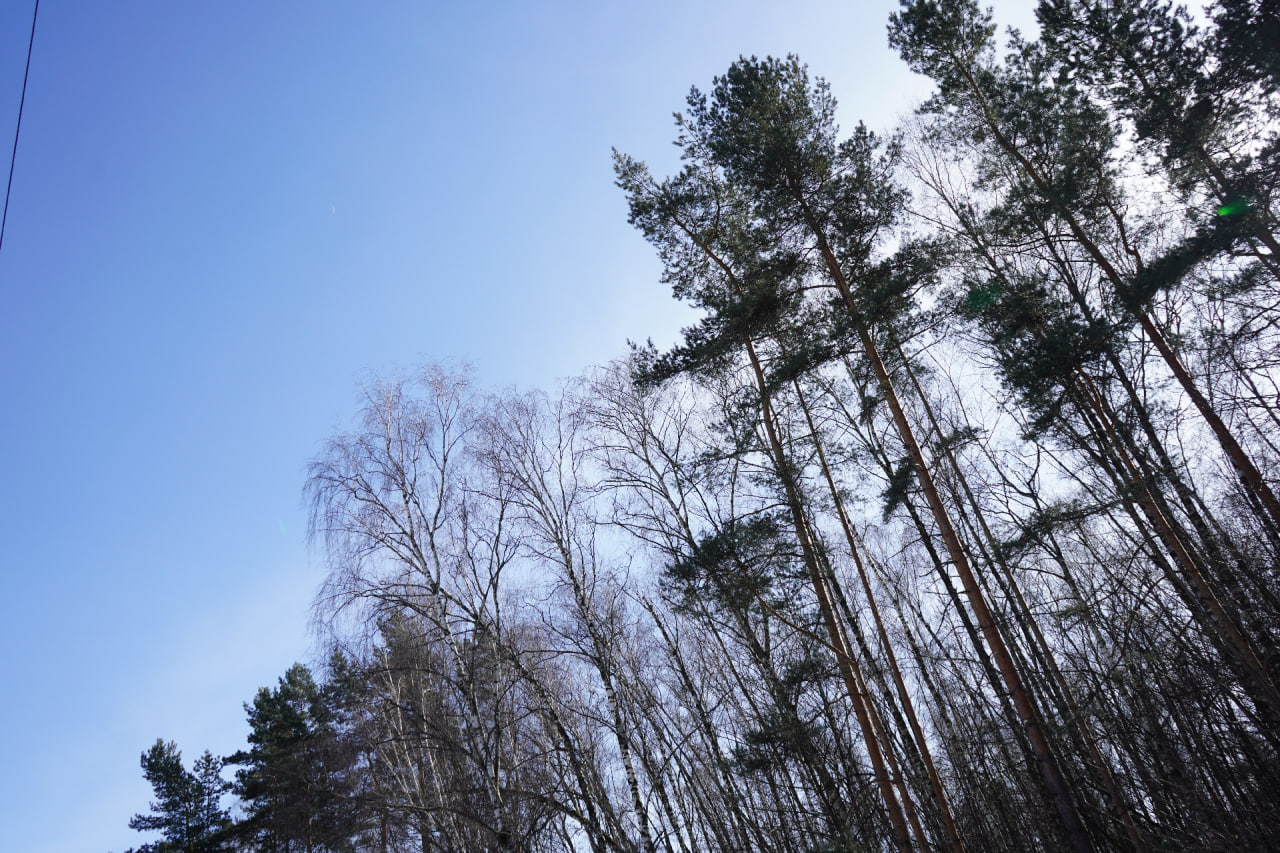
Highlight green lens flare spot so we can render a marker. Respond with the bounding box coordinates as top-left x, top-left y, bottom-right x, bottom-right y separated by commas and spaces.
965, 284, 1003, 311
1217, 197, 1251, 217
